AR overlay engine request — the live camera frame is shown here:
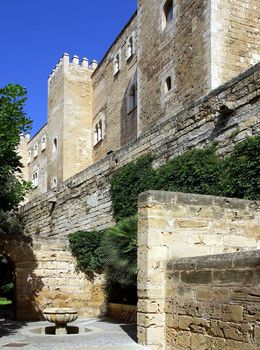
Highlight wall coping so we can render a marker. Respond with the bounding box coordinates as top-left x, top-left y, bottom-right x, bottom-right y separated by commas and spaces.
138, 190, 260, 210
167, 250, 260, 272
